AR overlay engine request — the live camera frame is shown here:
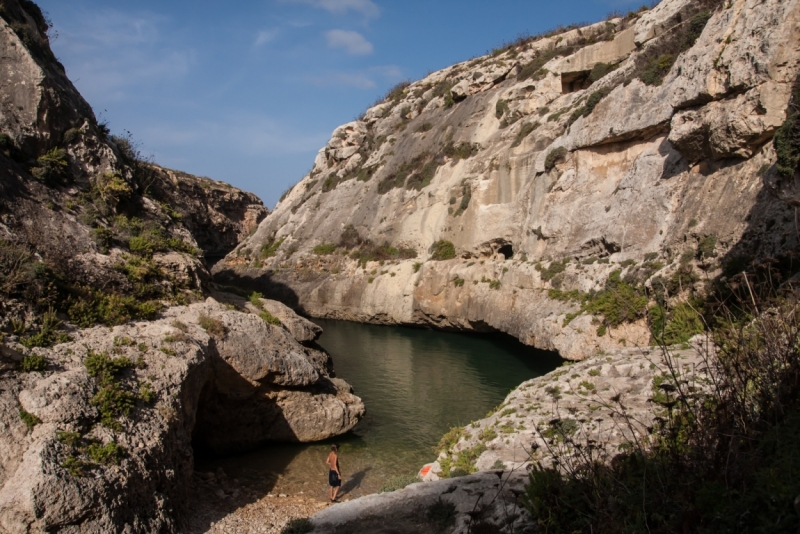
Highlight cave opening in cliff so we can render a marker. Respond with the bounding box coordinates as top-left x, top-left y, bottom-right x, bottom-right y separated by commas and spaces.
499, 244, 514, 259
561, 70, 592, 93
